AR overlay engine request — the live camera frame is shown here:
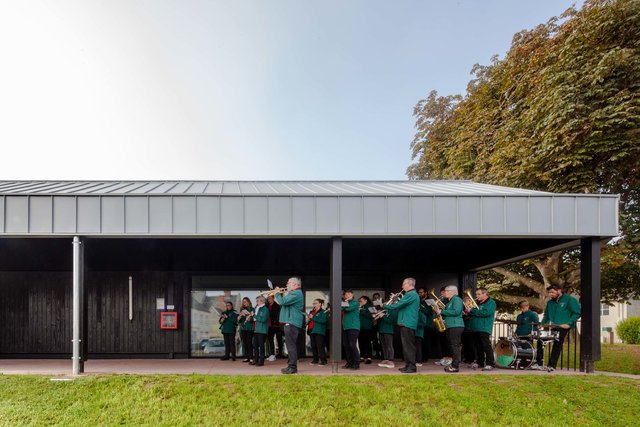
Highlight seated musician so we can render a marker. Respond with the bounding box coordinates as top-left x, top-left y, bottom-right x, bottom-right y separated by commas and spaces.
515, 300, 544, 369
541, 285, 581, 372
465, 288, 496, 371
